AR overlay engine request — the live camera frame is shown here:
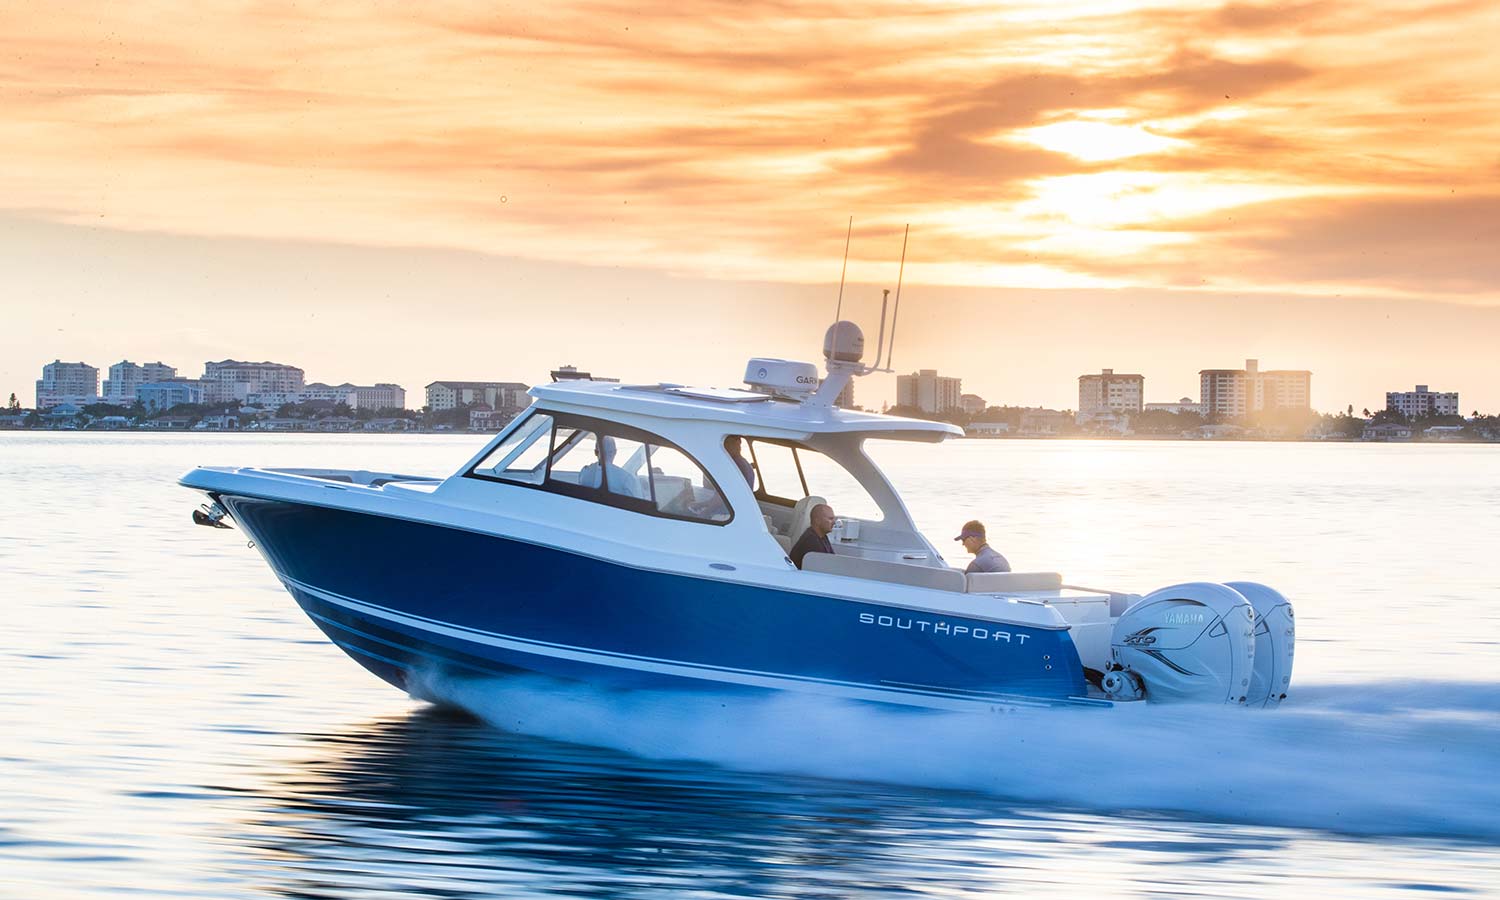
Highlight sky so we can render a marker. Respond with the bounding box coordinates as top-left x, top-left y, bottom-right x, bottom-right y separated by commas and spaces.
2, 0, 1497, 412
